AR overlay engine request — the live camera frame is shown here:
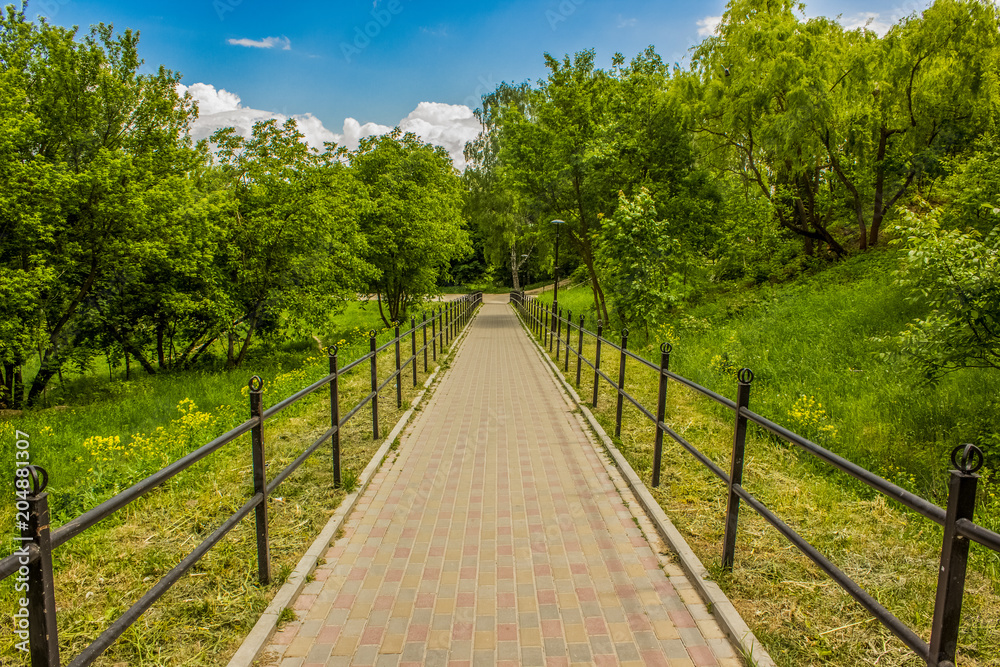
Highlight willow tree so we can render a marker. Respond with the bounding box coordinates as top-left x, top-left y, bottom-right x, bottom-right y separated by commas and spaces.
687, 0, 1000, 255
